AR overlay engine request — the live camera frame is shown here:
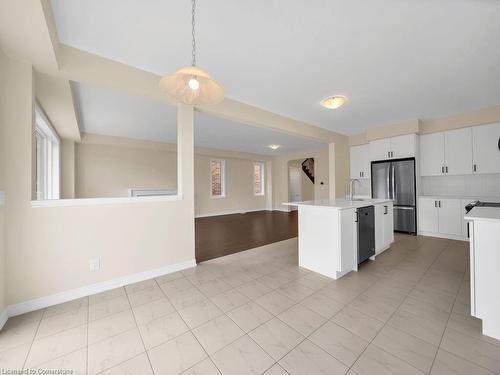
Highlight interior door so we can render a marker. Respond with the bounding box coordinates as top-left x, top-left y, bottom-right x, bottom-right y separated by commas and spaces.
392, 159, 415, 206
371, 162, 391, 199
445, 128, 473, 175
